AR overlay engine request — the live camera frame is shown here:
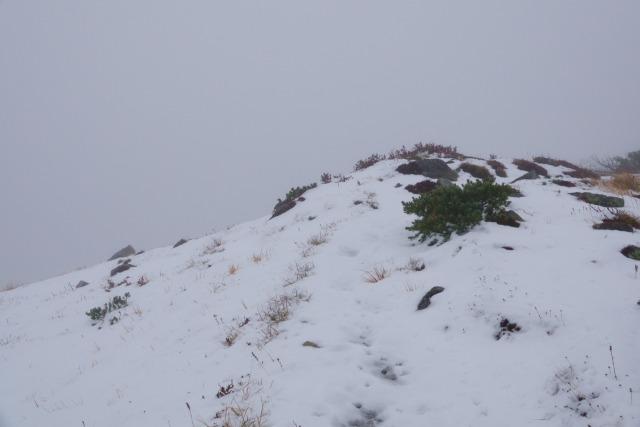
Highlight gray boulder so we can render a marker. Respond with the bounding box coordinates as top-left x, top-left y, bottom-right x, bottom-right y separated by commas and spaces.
108, 245, 136, 261
510, 170, 540, 184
